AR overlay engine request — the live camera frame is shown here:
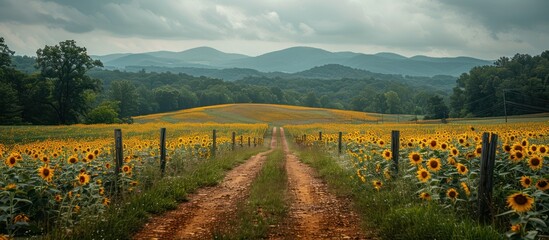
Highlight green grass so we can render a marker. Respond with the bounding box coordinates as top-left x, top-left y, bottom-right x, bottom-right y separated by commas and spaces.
46, 147, 267, 240
294, 146, 502, 240
213, 149, 288, 239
